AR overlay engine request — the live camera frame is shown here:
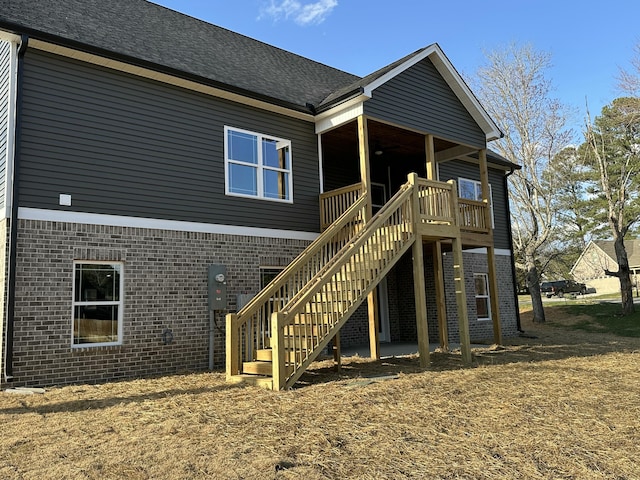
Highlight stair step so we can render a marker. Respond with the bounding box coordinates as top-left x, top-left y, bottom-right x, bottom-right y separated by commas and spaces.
242, 361, 294, 377
242, 361, 273, 376
255, 348, 307, 363
284, 323, 327, 336
265, 335, 318, 350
